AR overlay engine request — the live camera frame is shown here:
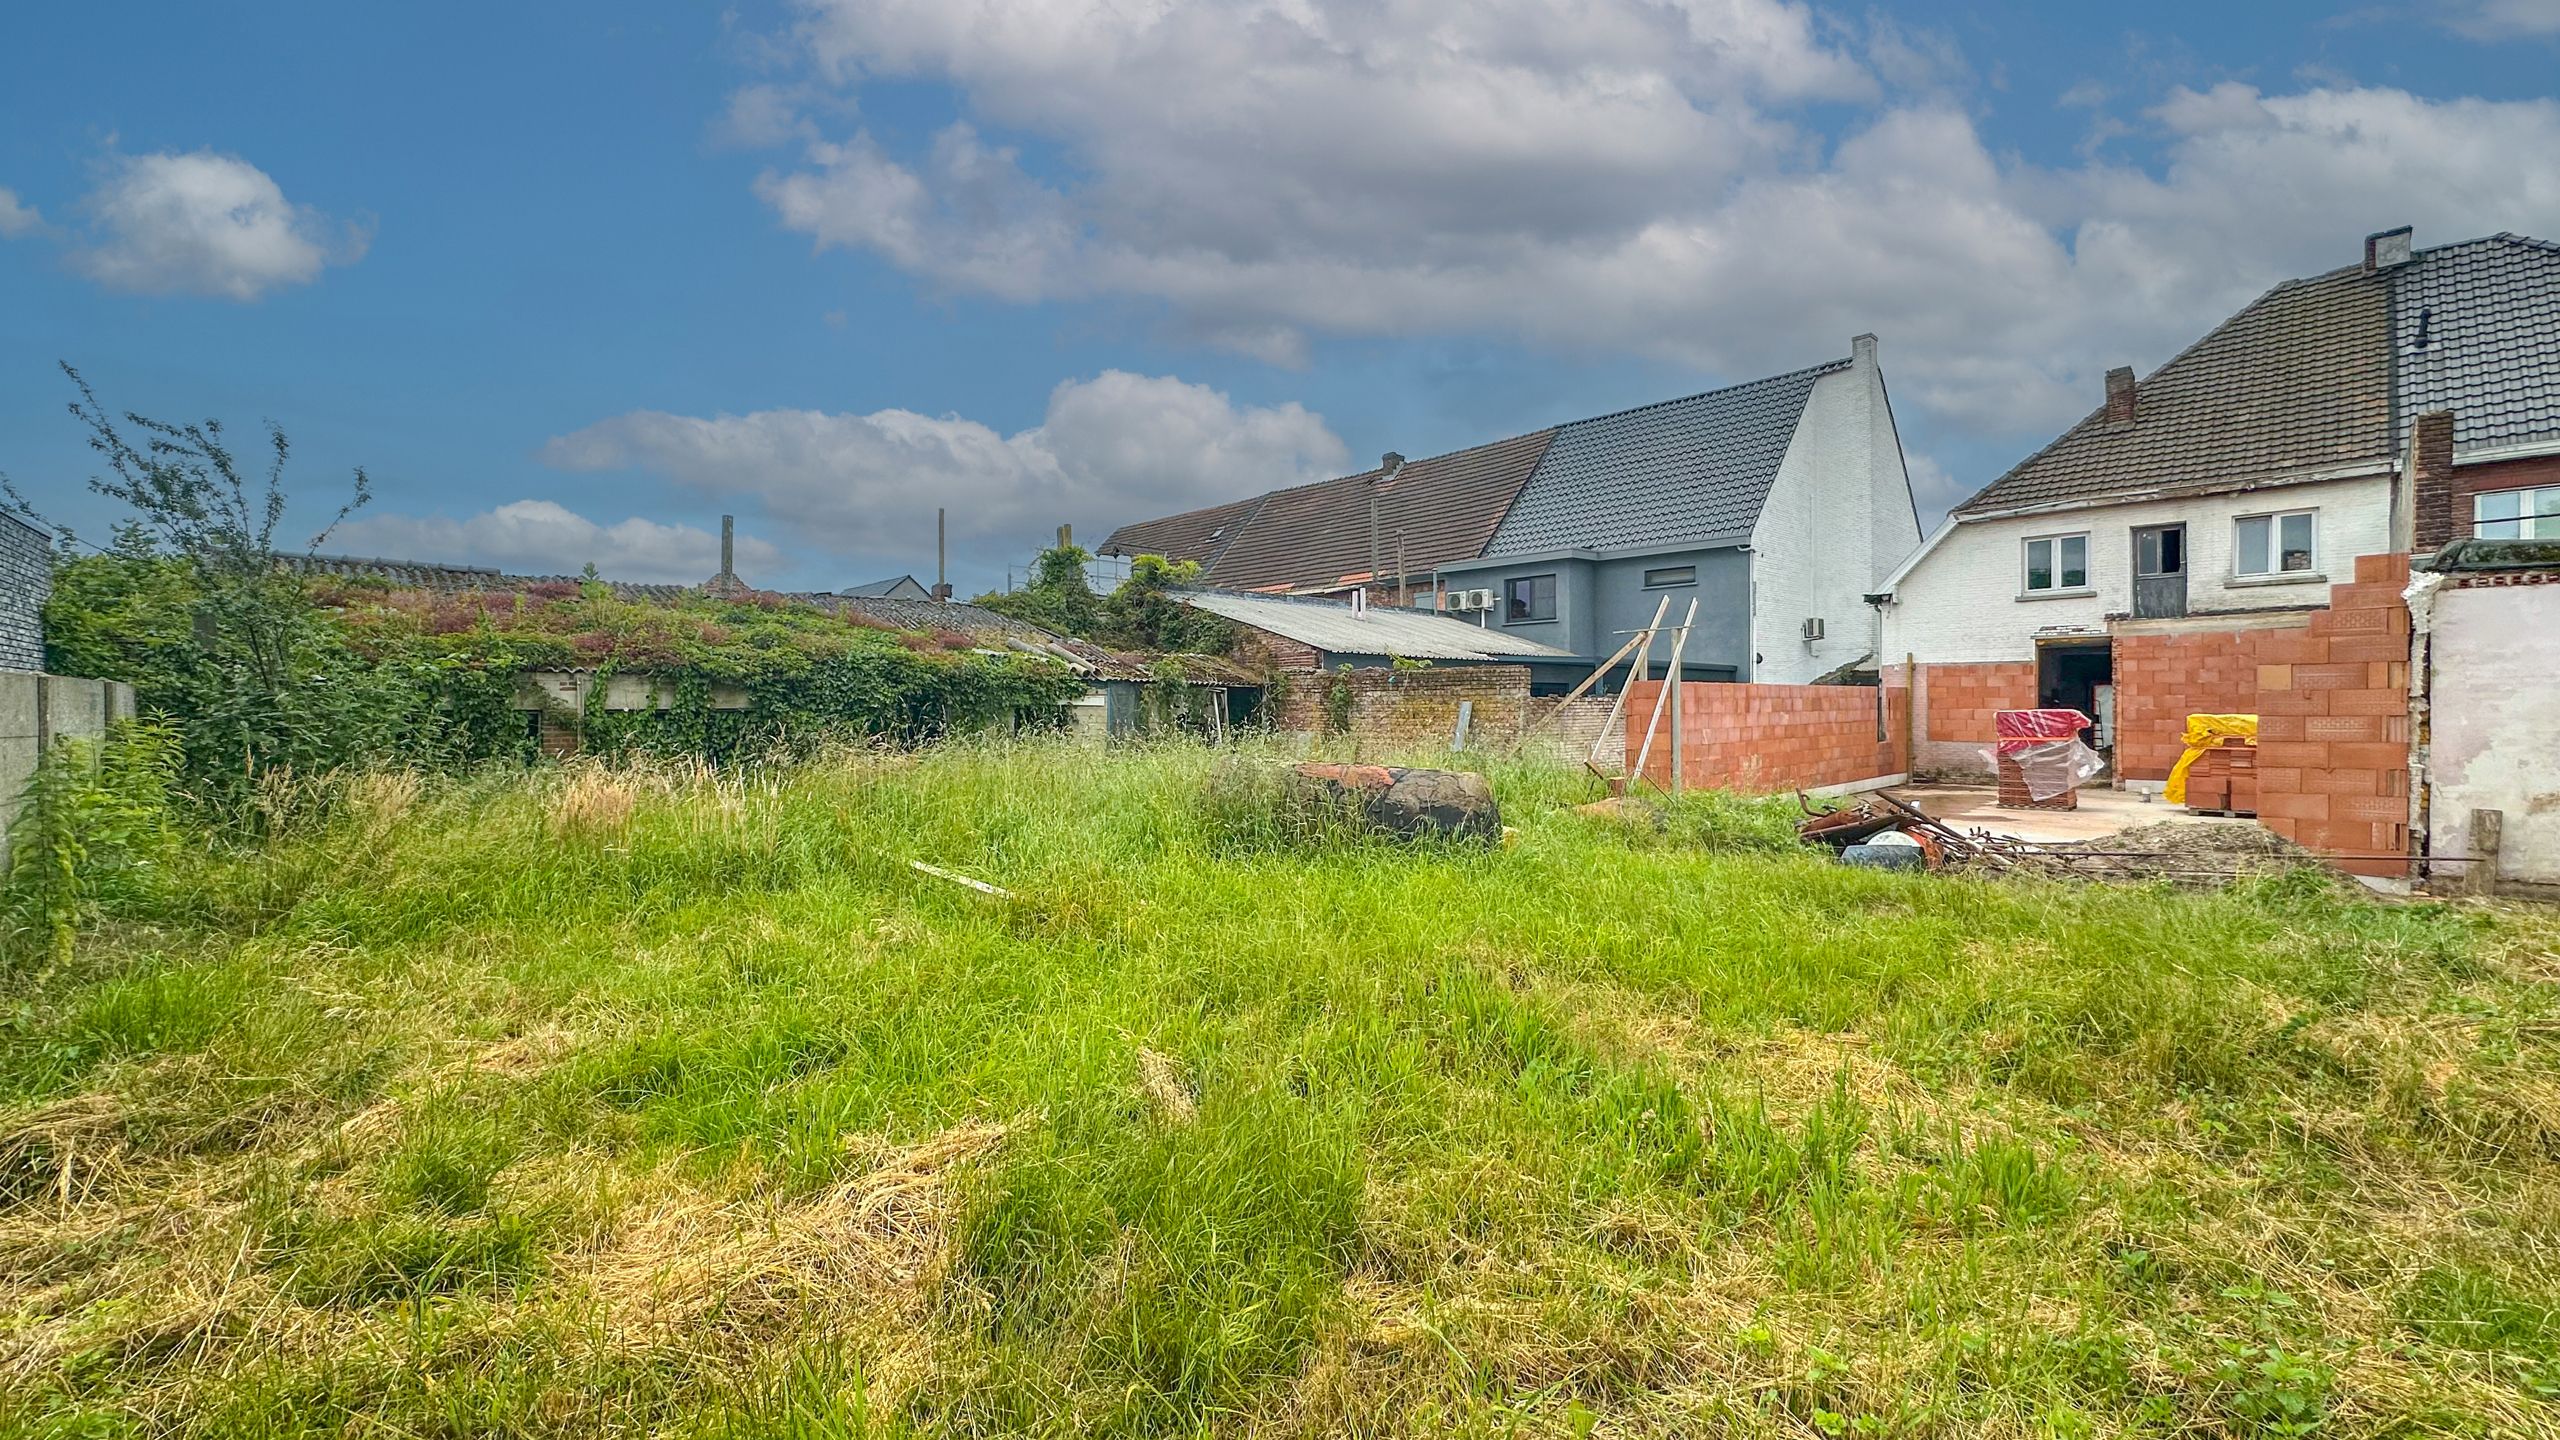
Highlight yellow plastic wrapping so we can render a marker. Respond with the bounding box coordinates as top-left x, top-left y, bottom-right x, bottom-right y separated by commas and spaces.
2162, 713, 2257, 805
